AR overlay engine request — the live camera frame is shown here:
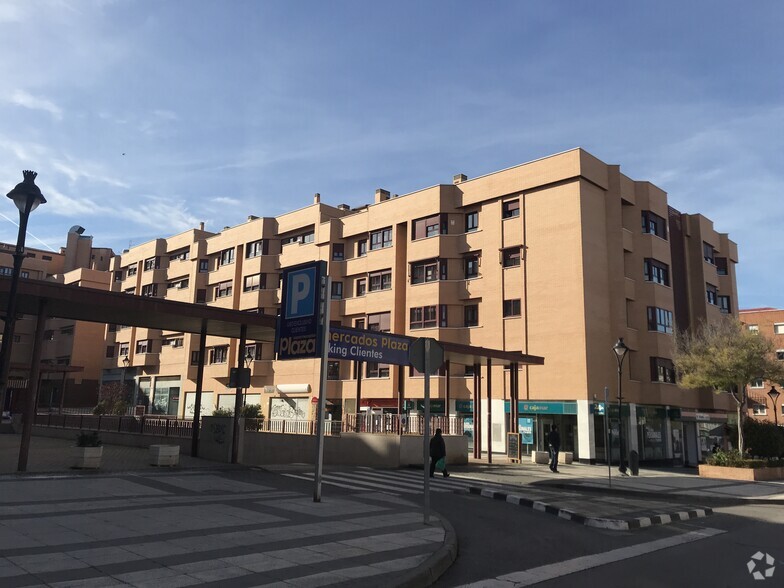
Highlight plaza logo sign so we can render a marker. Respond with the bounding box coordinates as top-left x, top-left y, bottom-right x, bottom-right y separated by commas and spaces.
276, 261, 327, 361
747, 551, 776, 581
